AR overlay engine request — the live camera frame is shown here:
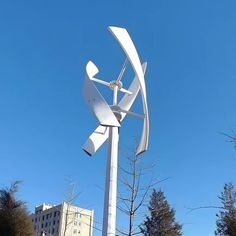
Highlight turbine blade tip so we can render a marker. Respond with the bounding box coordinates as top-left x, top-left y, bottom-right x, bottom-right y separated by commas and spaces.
108, 26, 127, 33
86, 61, 99, 78
82, 148, 93, 157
